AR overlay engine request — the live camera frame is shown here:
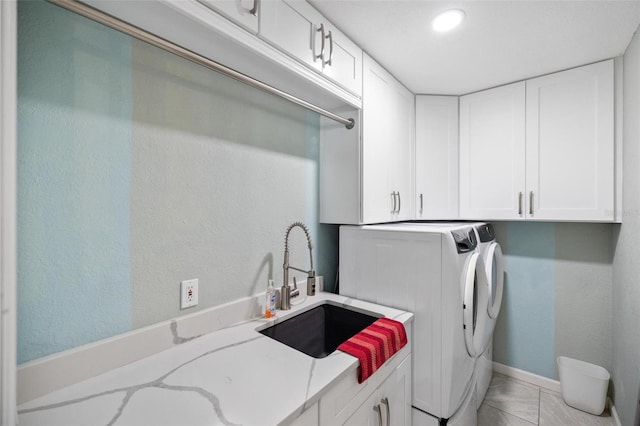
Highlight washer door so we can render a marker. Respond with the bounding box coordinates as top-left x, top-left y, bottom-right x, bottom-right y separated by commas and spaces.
462, 252, 489, 357
485, 242, 504, 319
